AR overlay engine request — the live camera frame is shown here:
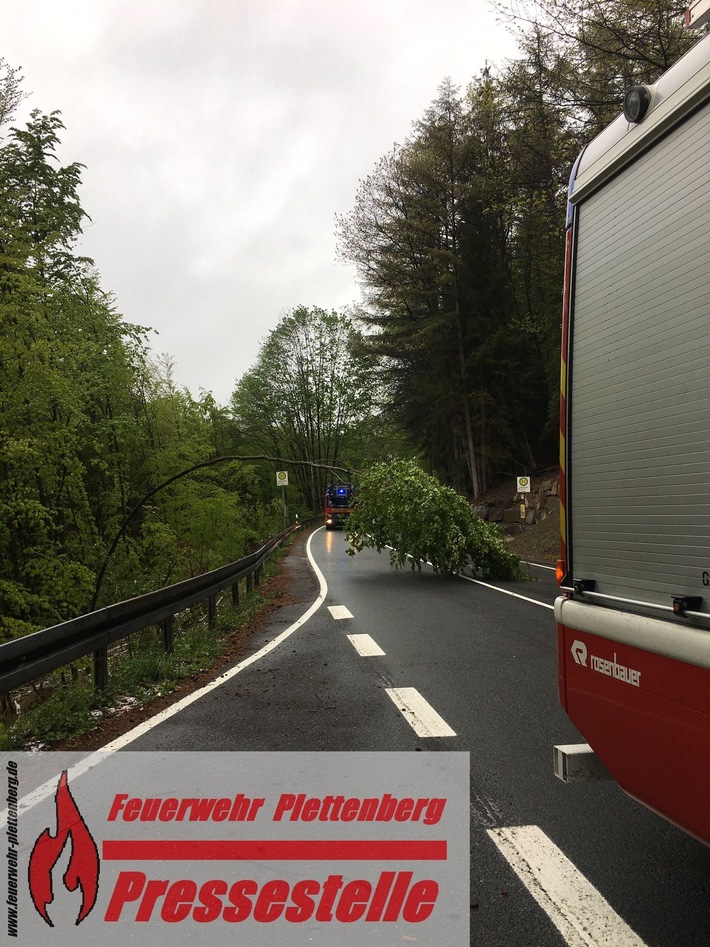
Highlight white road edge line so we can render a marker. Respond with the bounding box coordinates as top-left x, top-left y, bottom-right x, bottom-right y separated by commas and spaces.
1, 527, 330, 827
328, 605, 354, 620
386, 686, 456, 738
392, 544, 554, 610
487, 825, 648, 947
347, 634, 386, 657
460, 574, 554, 610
